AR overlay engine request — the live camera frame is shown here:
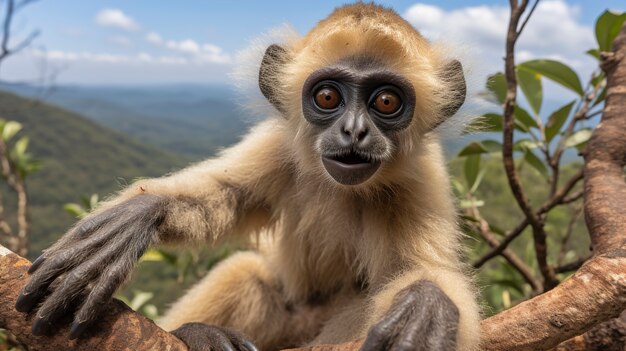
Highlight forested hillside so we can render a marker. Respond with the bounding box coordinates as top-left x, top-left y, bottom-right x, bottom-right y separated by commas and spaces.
0, 83, 251, 159
0, 90, 189, 255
